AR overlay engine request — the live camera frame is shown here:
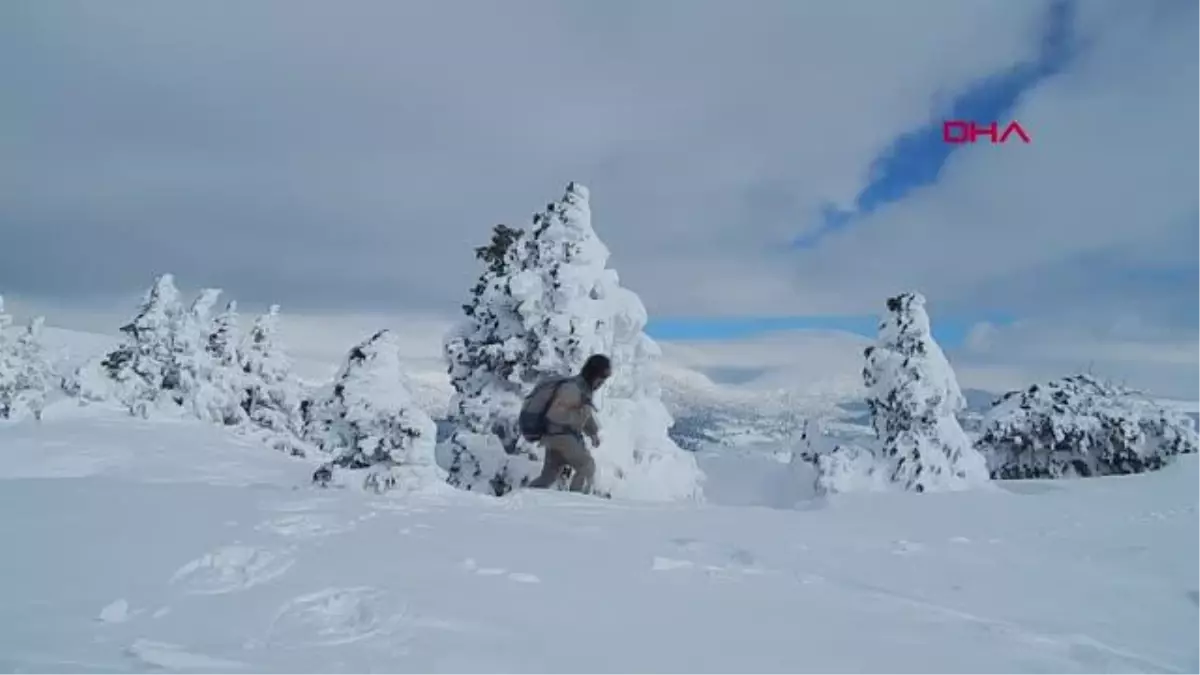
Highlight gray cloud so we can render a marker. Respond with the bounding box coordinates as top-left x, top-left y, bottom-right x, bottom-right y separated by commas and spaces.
788, 0, 1198, 324
1, 0, 1049, 319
